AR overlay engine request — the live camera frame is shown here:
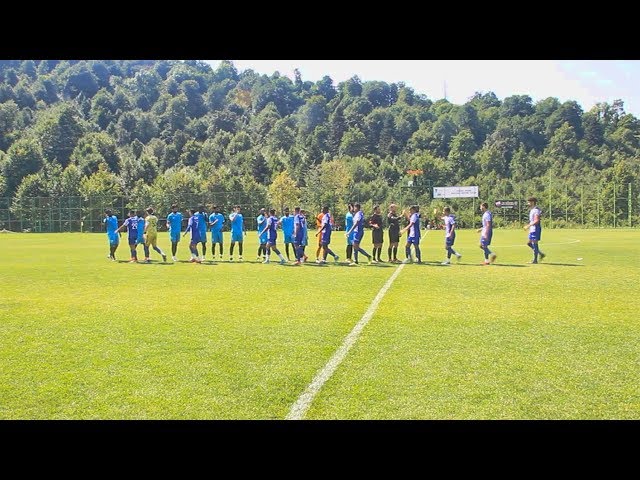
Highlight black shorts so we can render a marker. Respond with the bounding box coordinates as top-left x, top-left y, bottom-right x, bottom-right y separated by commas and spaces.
388, 228, 400, 243
372, 229, 383, 244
